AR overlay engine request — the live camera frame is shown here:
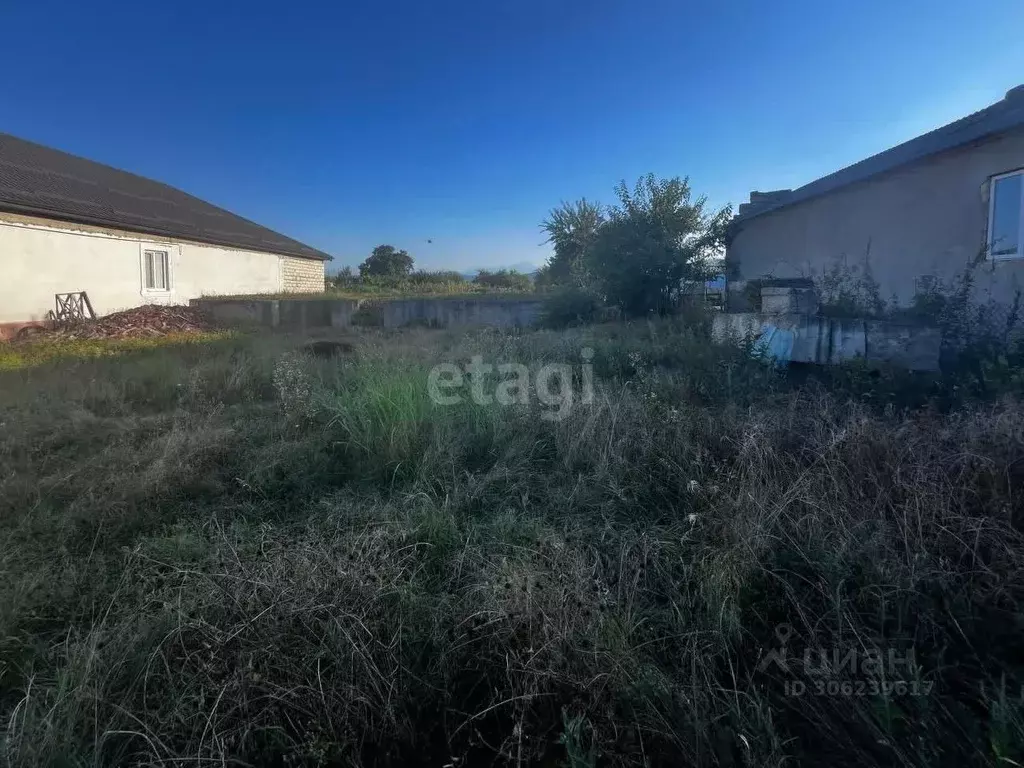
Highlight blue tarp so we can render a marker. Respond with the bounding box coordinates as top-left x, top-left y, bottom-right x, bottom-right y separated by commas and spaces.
753, 324, 794, 366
